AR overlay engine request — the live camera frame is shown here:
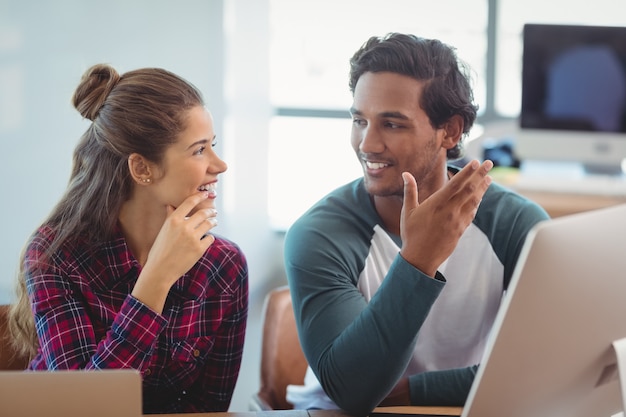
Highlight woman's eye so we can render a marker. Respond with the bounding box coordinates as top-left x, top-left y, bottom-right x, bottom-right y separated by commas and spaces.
193, 146, 206, 155
211, 139, 218, 148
